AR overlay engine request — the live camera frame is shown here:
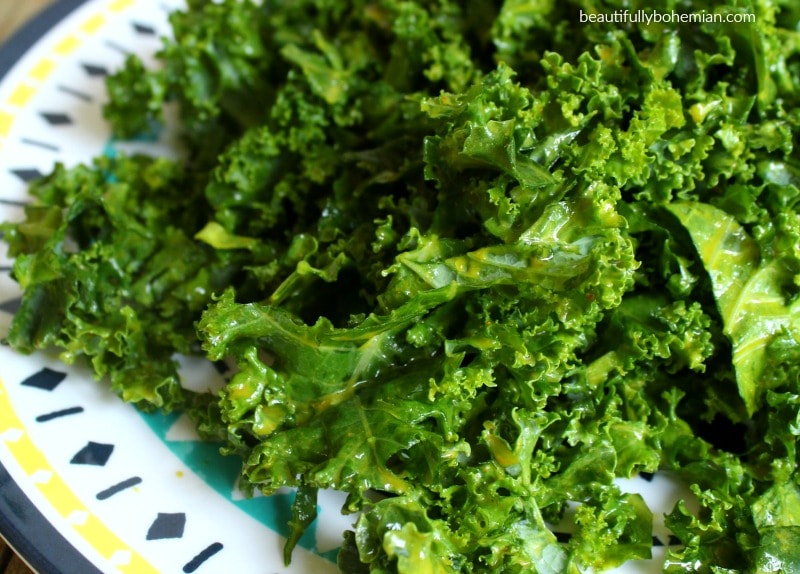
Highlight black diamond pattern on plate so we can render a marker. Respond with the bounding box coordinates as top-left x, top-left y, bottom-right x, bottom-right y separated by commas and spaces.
0, 297, 22, 314
652, 535, 664, 547
71, 441, 114, 466
146, 512, 186, 540
10, 168, 45, 183
638, 471, 655, 482
82, 63, 109, 77
183, 542, 223, 573
40, 112, 73, 126
132, 22, 156, 35
21, 368, 67, 391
